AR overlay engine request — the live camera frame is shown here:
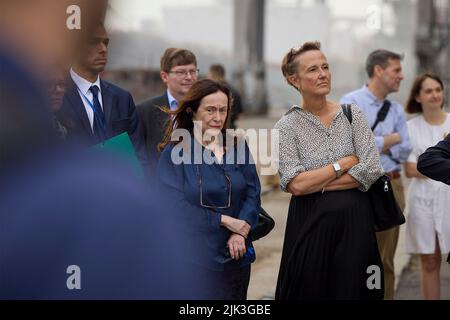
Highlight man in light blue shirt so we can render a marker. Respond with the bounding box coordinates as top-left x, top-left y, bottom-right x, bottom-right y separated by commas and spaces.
340, 49, 412, 300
